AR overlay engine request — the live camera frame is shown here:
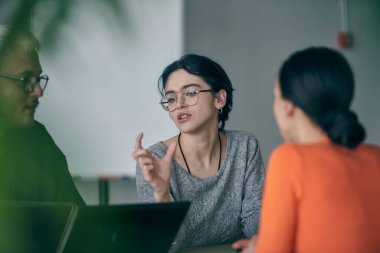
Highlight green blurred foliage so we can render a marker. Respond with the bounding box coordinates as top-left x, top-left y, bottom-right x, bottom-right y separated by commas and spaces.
2, 0, 127, 51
